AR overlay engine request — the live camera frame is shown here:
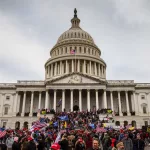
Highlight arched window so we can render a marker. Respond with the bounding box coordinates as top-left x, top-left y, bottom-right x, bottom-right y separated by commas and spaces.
65, 47, 67, 53
115, 121, 120, 126
75, 32, 76, 38
131, 121, 136, 127
24, 122, 28, 129
71, 33, 73, 38
124, 121, 128, 127
141, 103, 147, 114
15, 122, 20, 129
88, 48, 90, 54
